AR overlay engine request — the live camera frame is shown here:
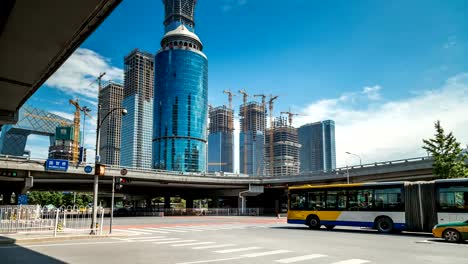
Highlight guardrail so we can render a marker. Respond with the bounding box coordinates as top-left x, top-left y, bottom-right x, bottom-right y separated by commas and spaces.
113, 207, 263, 217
